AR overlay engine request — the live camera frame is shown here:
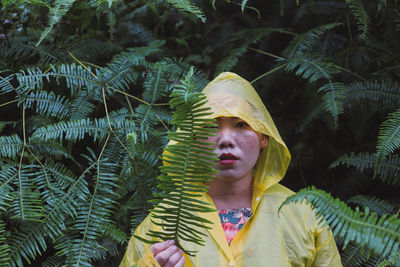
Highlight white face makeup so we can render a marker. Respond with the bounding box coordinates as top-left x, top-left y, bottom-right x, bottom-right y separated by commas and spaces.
204, 117, 268, 182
